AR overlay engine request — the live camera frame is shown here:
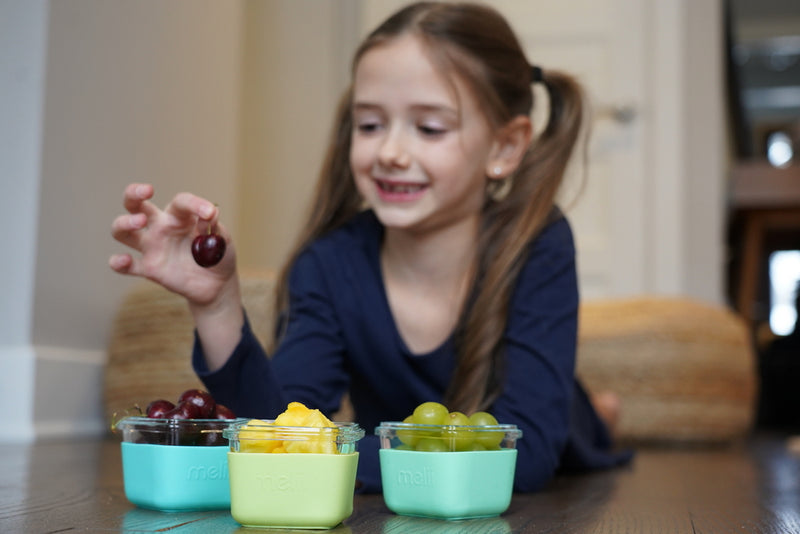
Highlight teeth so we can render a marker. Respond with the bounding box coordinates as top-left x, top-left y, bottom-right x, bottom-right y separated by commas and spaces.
379, 181, 425, 193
